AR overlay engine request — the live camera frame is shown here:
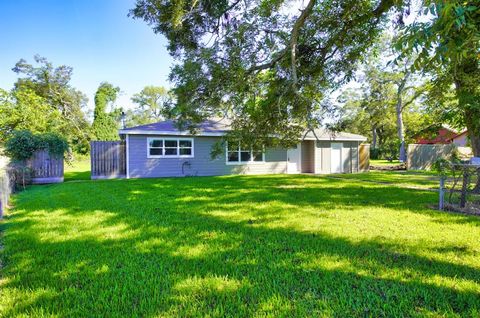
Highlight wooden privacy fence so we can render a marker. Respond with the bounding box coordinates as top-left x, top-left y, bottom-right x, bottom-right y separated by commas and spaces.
28, 150, 64, 184
407, 144, 473, 170
359, 144, 370, 172
90, 141, 126, 179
